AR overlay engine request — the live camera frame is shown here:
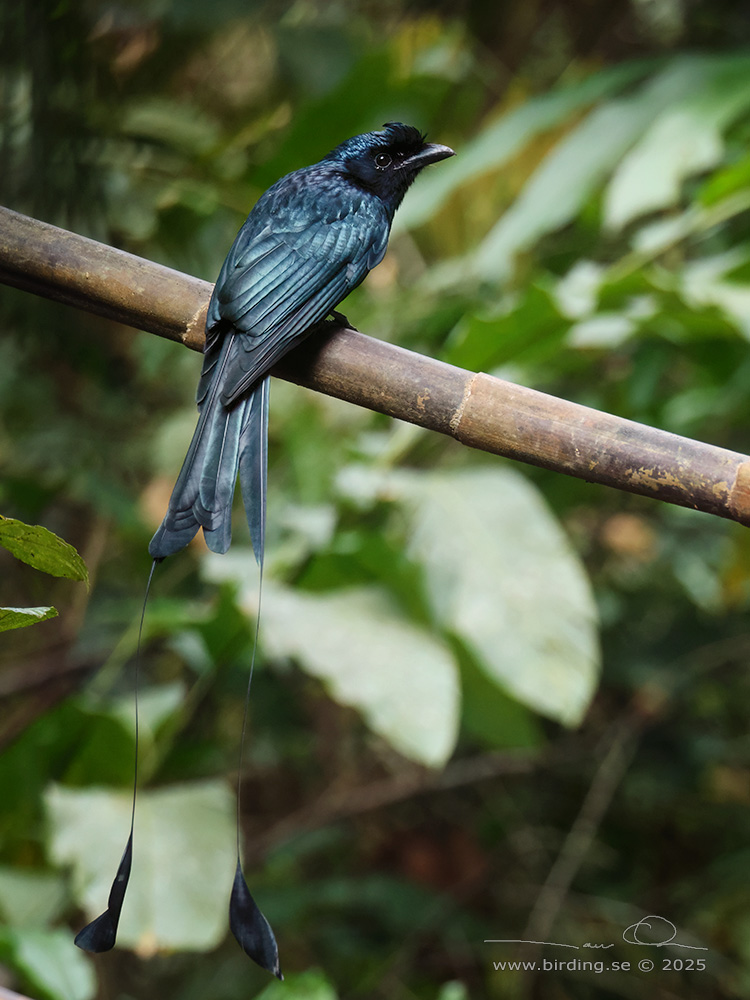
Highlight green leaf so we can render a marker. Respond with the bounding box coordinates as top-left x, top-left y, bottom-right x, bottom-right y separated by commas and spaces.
399, 468, 600, 726
108, 681, 186, 740
459, 650, 542, 749
678, 251, 750, 339
257, 969, 339, 1000
0, 606, 58, 632
605, 107, 721, 231
699, 150, 750, 206
0, 926, 96, 1000
0, 517, 88, 585
437, 984, 469, 1000
46, 780, 235, 952
444, 283, 566, 371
